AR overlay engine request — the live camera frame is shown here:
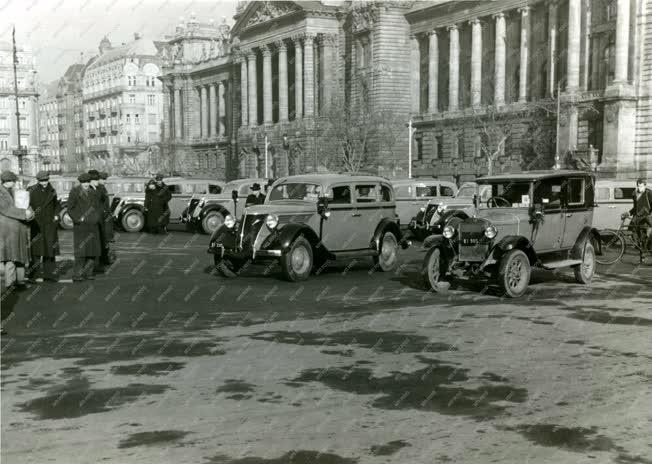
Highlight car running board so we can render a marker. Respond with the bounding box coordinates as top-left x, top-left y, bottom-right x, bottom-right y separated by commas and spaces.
540, 259, 583, 270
